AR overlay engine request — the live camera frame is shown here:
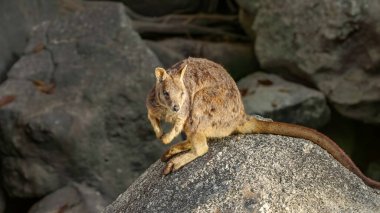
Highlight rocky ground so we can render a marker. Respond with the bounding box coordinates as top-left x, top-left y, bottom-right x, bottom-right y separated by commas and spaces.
104, 134, 380, 213
0, 0, 379, 212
